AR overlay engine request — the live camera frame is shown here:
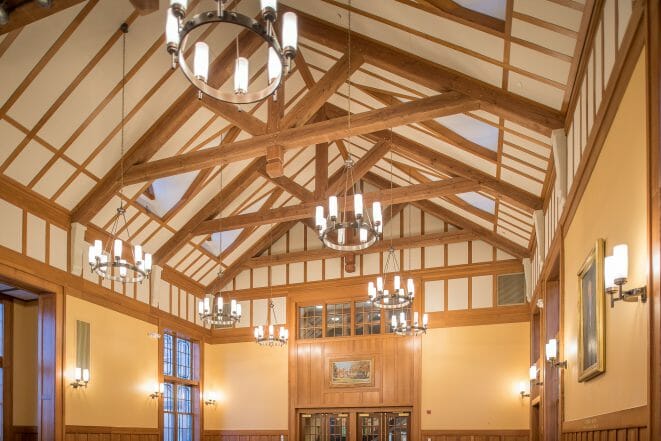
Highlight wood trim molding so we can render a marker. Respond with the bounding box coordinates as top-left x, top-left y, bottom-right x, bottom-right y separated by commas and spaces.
421, 429, 529, 436
562, 405, 647, 432
65, 426, 159, 434
202, 430, 288, 436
